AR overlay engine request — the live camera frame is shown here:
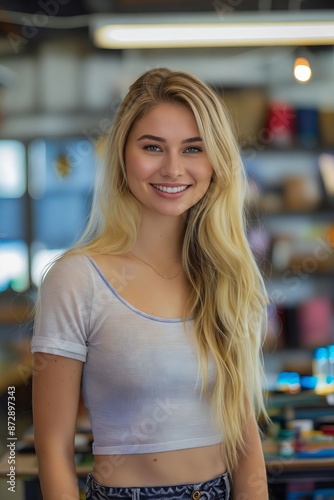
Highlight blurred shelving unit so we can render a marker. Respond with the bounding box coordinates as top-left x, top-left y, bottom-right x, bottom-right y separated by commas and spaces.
220, 88, 334, 363
223, 88, 334, 498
